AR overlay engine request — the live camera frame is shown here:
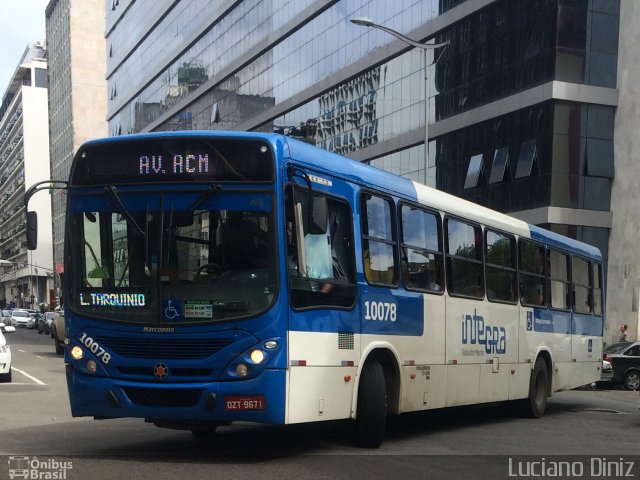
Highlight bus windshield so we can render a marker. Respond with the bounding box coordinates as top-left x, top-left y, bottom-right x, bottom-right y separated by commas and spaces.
66, 189, 276, 324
